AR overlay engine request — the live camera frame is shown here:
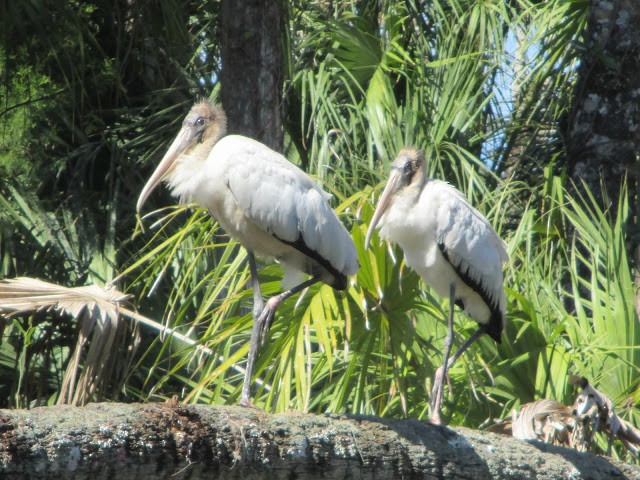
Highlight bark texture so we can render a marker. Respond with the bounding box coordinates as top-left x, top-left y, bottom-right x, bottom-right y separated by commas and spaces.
219, 0, 284, 152
566, 0, 640, 210
565, 0, 640, 323
0, 403, 638, 479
